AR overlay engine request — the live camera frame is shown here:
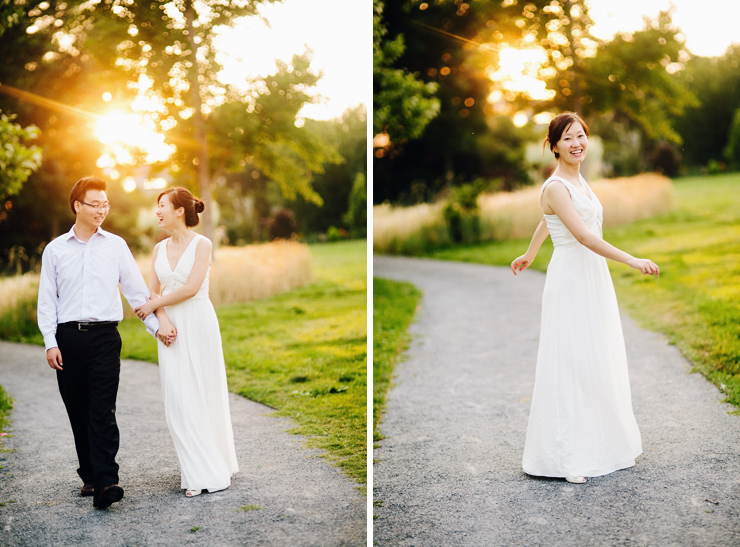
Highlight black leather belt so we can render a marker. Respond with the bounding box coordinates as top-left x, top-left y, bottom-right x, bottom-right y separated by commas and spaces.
58, 321, 119, 332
